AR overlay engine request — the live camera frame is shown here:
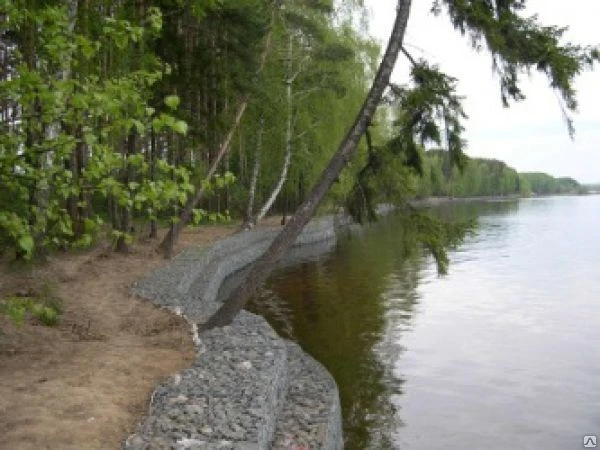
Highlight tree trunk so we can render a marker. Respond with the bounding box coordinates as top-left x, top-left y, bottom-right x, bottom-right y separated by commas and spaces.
74, 130, 87, 238
158, 100, 248, 254
251, 34, 295, 227
149, 129, 158, 238
243, 117, 264, 228
116, 132, 136, 253
158, 7, 276, 257
253, 125, 292, 225
65, 0, 82, 238
200, 0, 413, 329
